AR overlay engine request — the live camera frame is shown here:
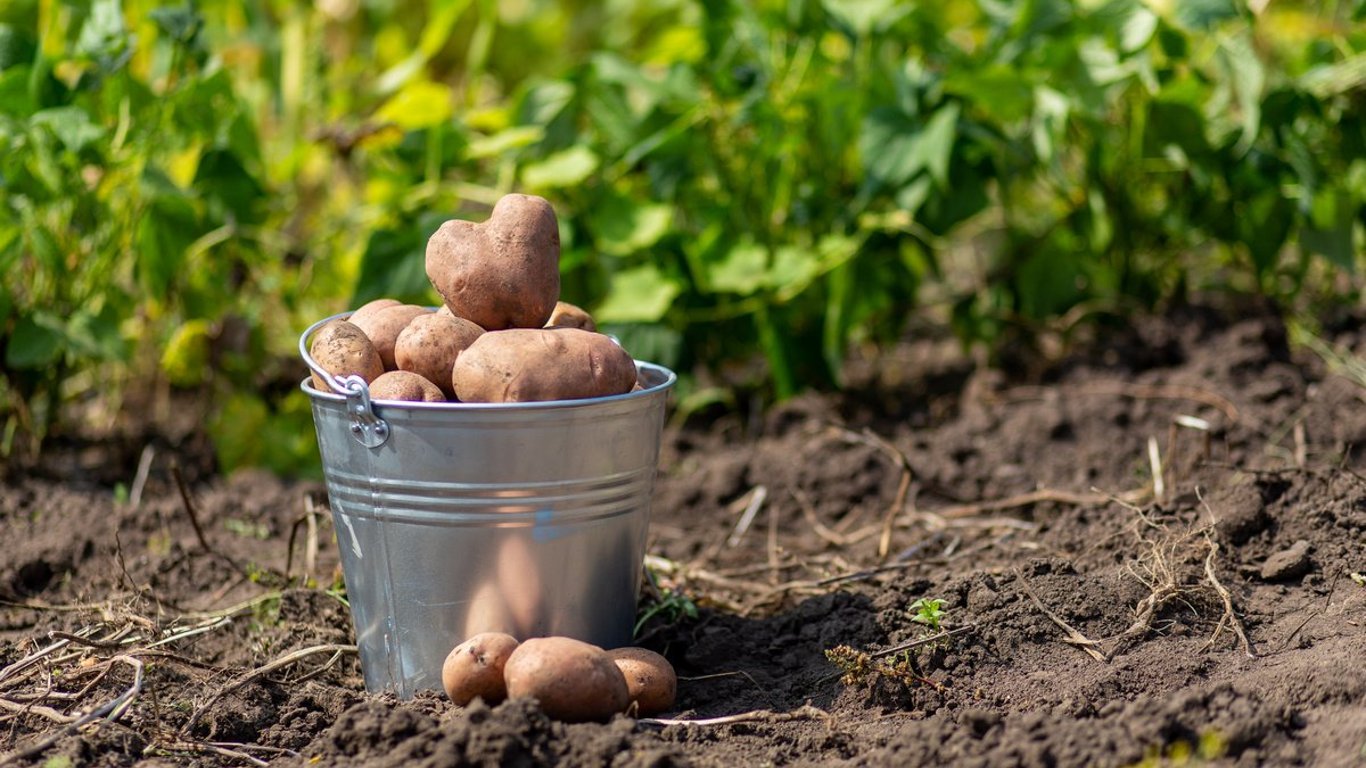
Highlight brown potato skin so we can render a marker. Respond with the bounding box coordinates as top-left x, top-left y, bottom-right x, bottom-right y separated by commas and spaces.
425, 194, 560, 331
394, 313, 484, 400
442, 632, 520, 706
544, 301, 596, 332
309, 321, 383, 391
503, 637, 630, 723
368, 371, 445, 402
453, 328, 637, 403
352, 304, 430, 371
607, 647, 677, 715
347, 298, 402, 330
